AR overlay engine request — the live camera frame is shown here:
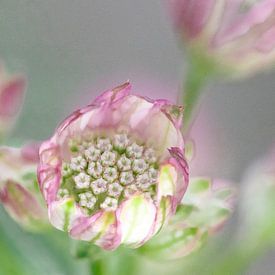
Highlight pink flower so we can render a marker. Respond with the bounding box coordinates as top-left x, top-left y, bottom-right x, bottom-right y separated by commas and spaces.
141, 177, 235, 259
168, 0, 275, 76
0, 64, 26, 136
38, 82, 189, 250
0, 144, 48, 231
